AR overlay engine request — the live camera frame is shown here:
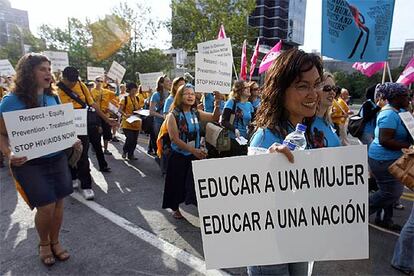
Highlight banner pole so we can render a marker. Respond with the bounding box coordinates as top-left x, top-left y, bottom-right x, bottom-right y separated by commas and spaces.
386, 62, 393, 82
233, 62, 239, 81
381, 62, 387, 84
